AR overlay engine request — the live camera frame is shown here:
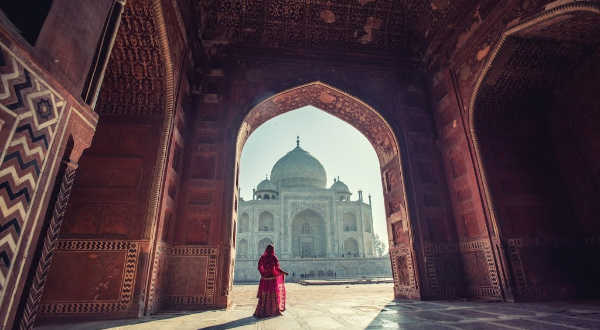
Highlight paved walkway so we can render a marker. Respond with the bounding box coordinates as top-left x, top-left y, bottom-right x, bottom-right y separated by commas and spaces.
37, 283, 600, 329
